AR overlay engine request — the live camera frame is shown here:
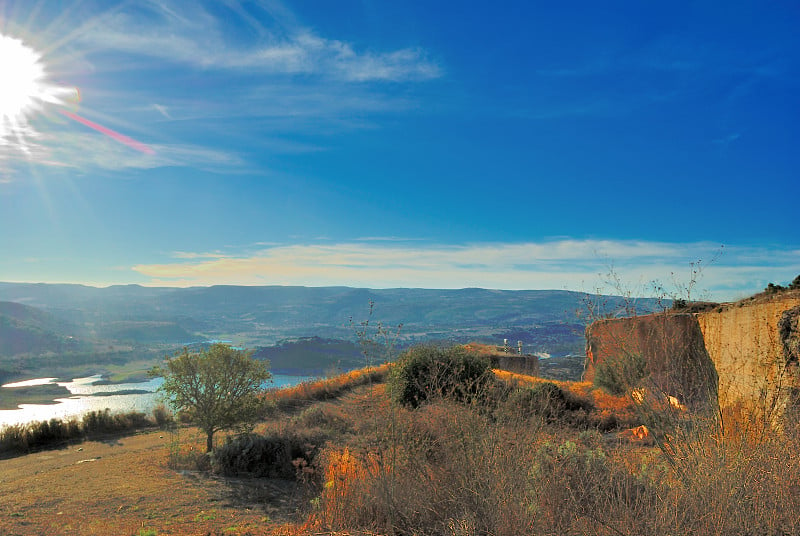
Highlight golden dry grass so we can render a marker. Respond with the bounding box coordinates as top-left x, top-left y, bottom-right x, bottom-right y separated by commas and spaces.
4, 360, 799, 536
266, 364, 392, 410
